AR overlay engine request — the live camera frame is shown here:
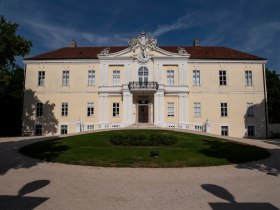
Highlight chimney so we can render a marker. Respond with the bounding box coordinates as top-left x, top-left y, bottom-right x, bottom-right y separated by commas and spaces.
193, 39, 200, 47
71, 40, 77, 47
